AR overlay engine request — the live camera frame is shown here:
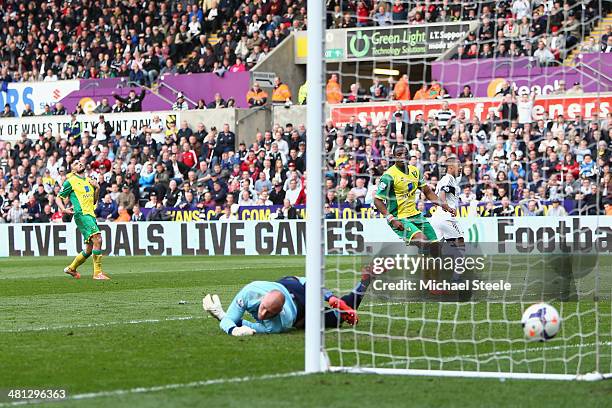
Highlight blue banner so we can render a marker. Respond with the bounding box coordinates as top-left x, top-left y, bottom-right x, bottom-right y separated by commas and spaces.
138, 199, 576, 221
